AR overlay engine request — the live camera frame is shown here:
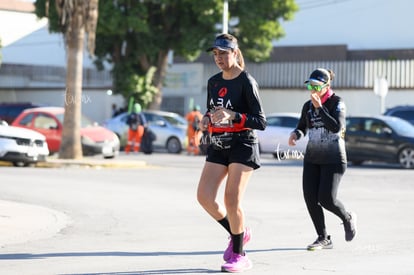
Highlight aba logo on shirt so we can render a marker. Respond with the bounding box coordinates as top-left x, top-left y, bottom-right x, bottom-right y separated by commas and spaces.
218, 87, 227, 97
210, 86, 233, 109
